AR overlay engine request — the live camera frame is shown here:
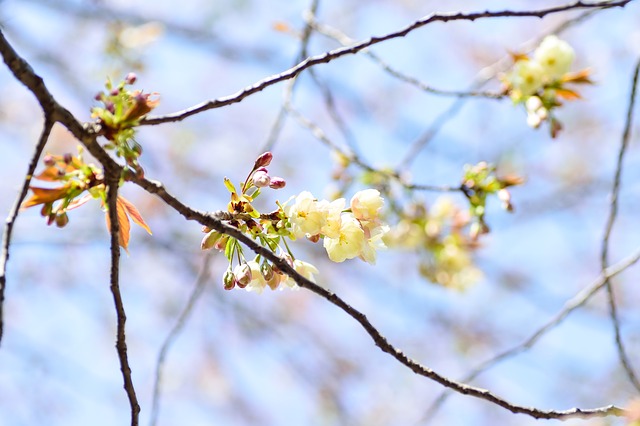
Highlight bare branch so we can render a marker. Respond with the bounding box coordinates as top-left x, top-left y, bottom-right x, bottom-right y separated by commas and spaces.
424, 246, 640, 421
261, 0, 320, 152
0, 117, 54, 345
308, 18, 502, 98
149, 254, 212, 426
142, 1, 630, 126
286, 103, 461, 193
0, 30, 109, 165
600, 57, 640, 391
106, 172, 140, 426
